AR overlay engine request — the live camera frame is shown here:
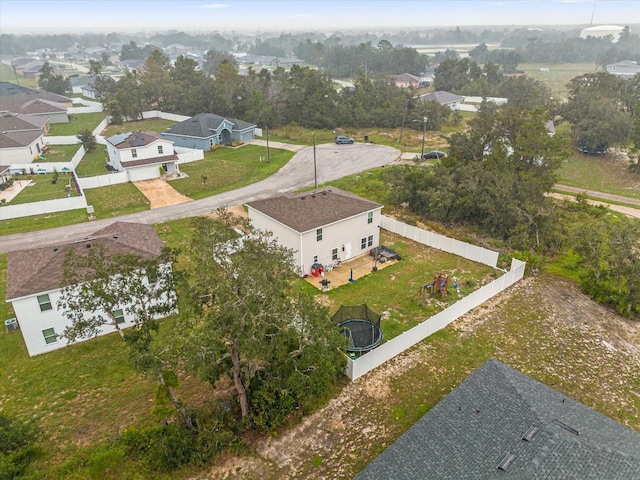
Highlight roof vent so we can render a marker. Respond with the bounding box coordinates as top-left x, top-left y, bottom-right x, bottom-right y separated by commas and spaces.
522, 426, 540, 442
553, 419, 579, 436
53, 247, 59, 252
112, 235, 119, 239
497, 453, 516, 471
86, 243, 91, 248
